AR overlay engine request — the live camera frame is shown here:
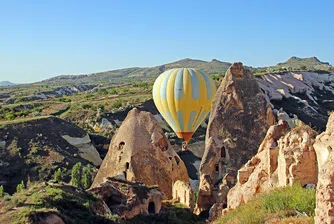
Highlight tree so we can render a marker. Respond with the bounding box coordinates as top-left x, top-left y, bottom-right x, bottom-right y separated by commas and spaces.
16, 180, 25, 193
71, 162, 82, 188
82, 165, 92, 189
0, 185, 4, 197
54, 168, 63, 183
